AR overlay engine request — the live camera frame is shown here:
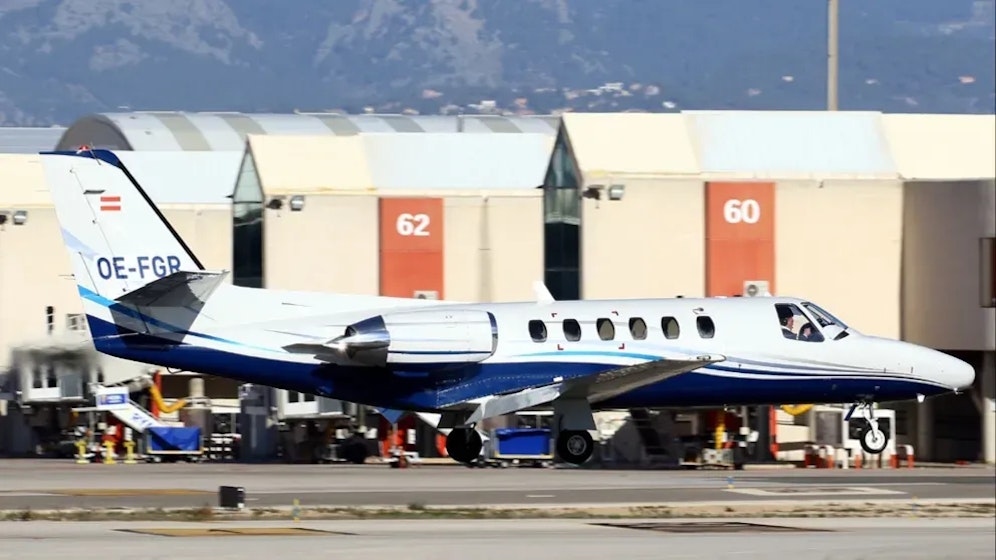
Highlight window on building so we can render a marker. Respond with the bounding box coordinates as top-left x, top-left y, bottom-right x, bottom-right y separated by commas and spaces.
629, 318, 647, 340
982, 237, 996, 308
543, 131, 582, 301
544, 131, 580, 190
596, 318, 615, 340
544, 218, 580, 300
529, 320, 548, 342
66, 313, 87, 332
232, 150, 265, 288
696, 316, 716, 339
544, 262, 580, 302
661, 316, 680, 339
563, 319, 582, 341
